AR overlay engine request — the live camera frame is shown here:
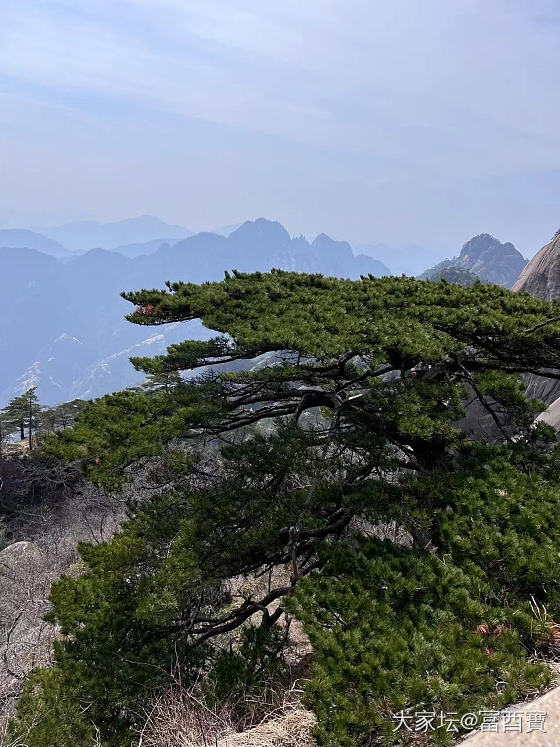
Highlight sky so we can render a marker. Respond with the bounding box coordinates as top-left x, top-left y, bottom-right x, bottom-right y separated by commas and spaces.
0, 0, 559, 261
